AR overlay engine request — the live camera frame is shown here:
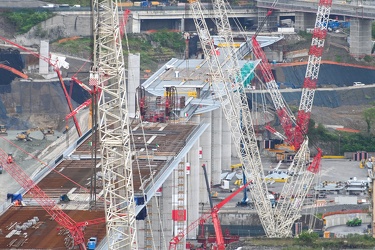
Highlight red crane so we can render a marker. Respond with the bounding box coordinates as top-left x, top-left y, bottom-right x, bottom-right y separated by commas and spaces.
0, 147, 105, 249
251, 0, 332, 151
0, 63, 28, 79
0, 36, 82, 137
168, 165, 251, 250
